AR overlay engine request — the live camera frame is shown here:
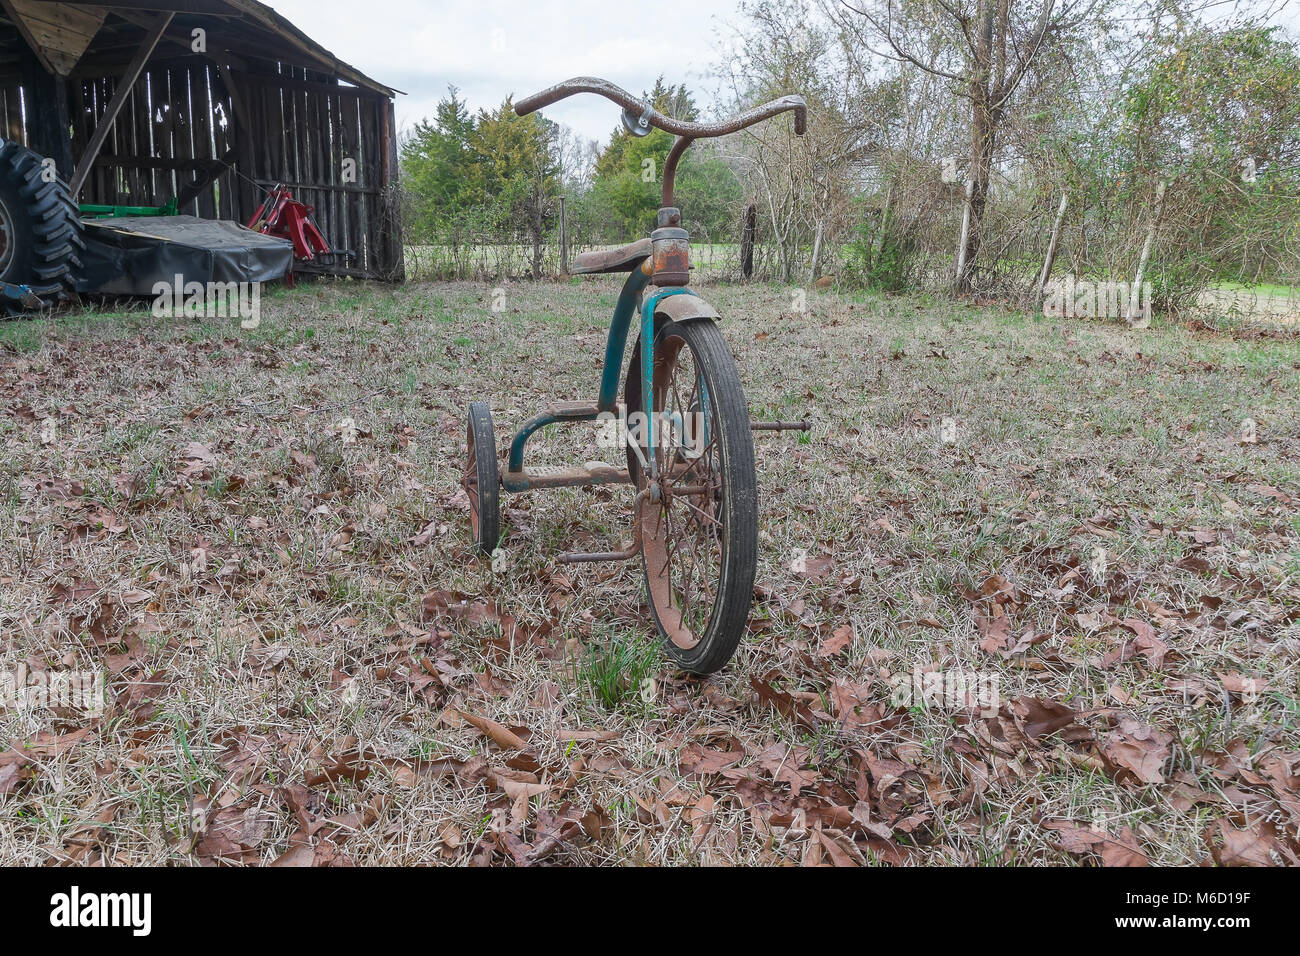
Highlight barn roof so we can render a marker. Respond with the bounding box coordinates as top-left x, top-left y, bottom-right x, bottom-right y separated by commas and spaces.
0, 0, 396, 95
